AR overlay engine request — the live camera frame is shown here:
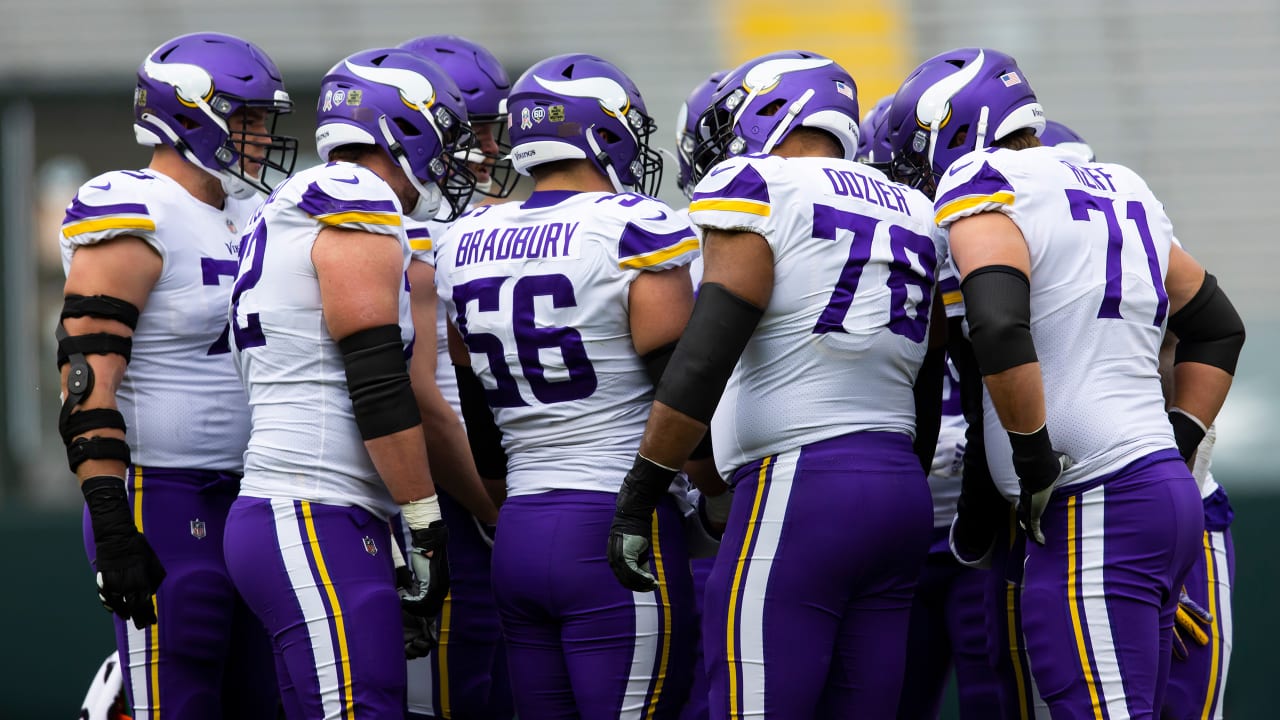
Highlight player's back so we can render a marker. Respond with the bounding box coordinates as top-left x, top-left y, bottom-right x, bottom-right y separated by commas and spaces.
60, 168, 257, 471
230, 161, 414, 519
935, 146, 1177, 493
689, 154, 946, 472
435, 190, 698, 497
